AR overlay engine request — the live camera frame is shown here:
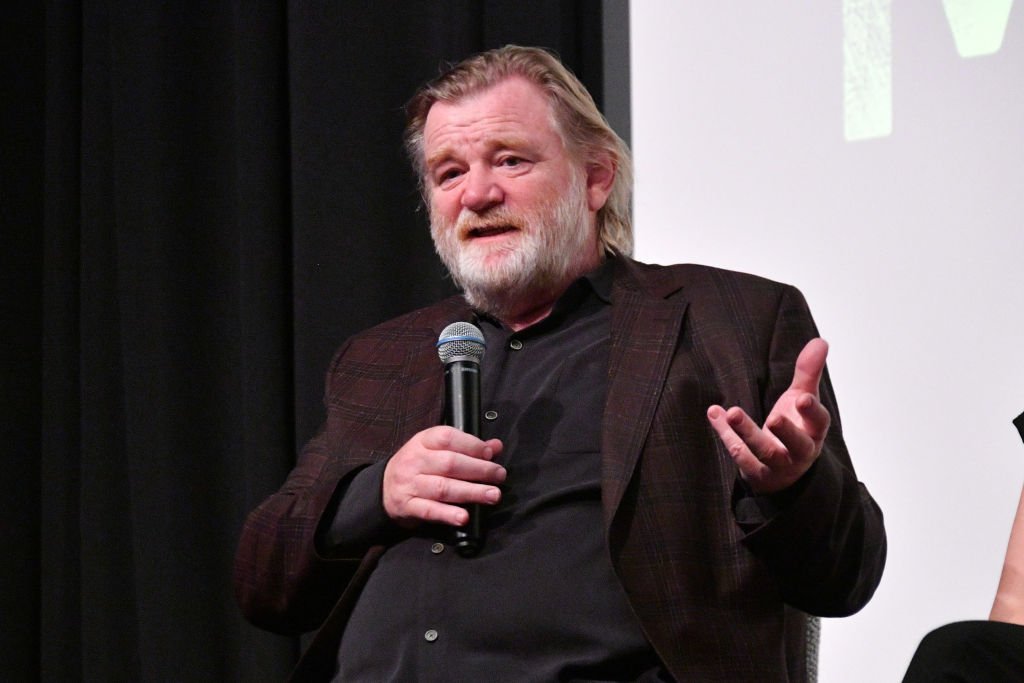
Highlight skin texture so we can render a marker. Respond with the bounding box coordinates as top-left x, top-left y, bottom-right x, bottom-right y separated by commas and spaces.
990, 485, 1024, 624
